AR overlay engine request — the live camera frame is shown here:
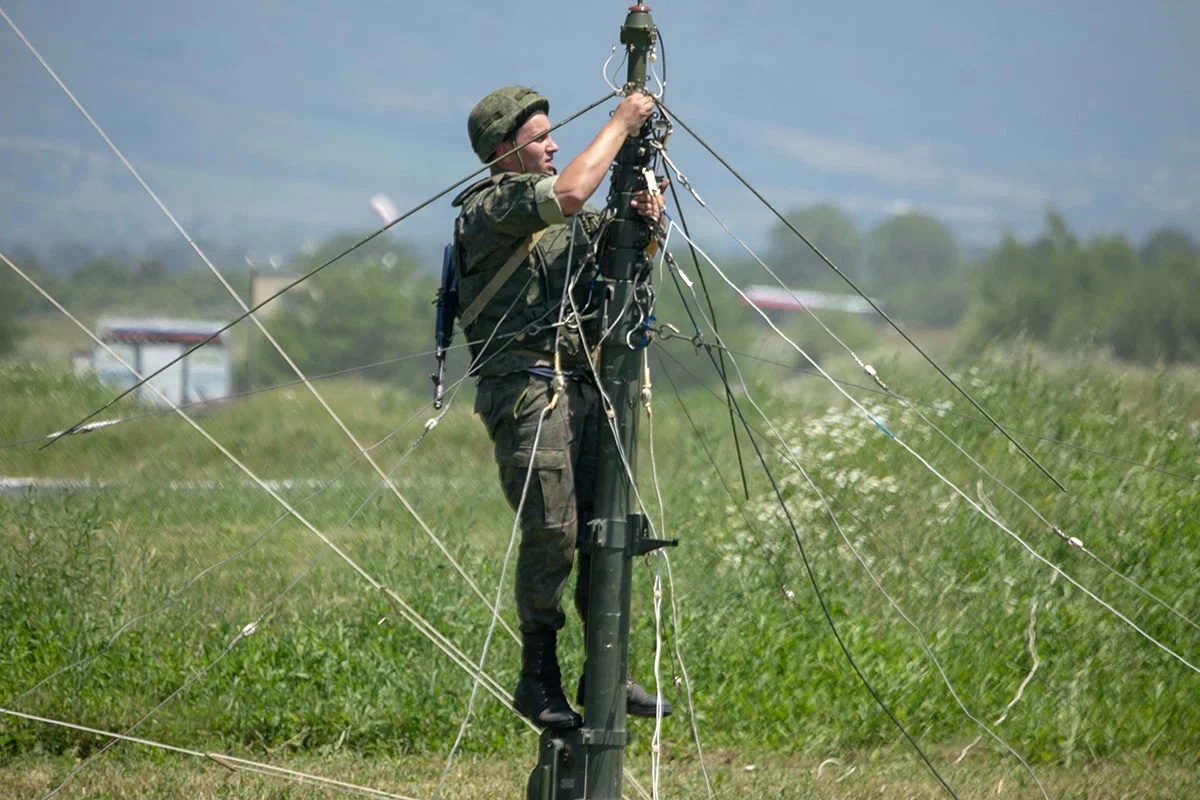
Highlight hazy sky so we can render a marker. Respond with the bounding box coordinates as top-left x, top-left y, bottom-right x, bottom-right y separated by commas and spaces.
2, 0, 1198, 262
